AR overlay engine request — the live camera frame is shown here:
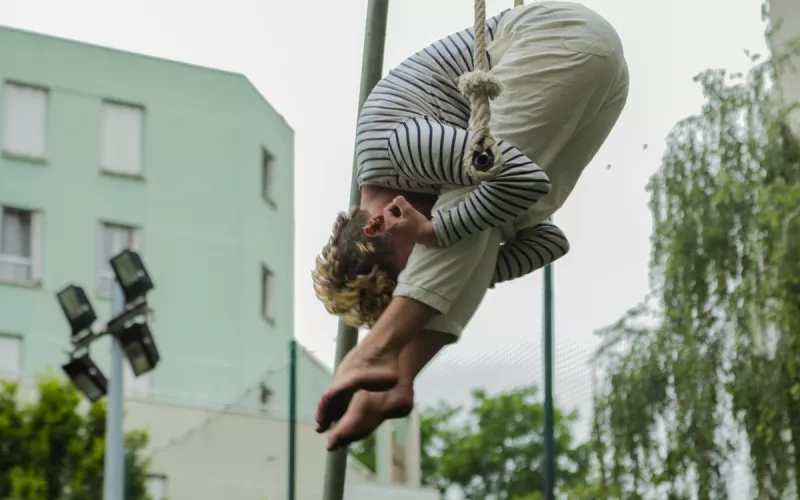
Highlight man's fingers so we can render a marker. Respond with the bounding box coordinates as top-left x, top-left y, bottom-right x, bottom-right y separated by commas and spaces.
383, 205, 402, 227
384, 198, 409, 222
393, 196, 412, 213
387, 203, 402, 218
